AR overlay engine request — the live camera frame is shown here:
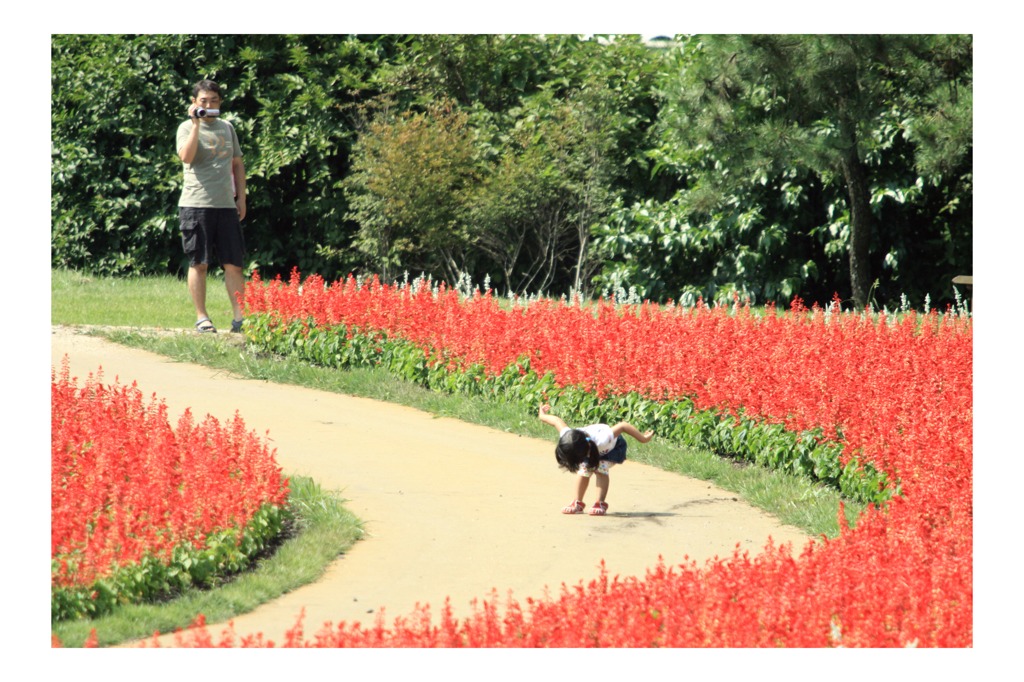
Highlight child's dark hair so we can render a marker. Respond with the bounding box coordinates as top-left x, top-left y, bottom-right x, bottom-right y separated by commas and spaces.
555, 429, 599, 472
